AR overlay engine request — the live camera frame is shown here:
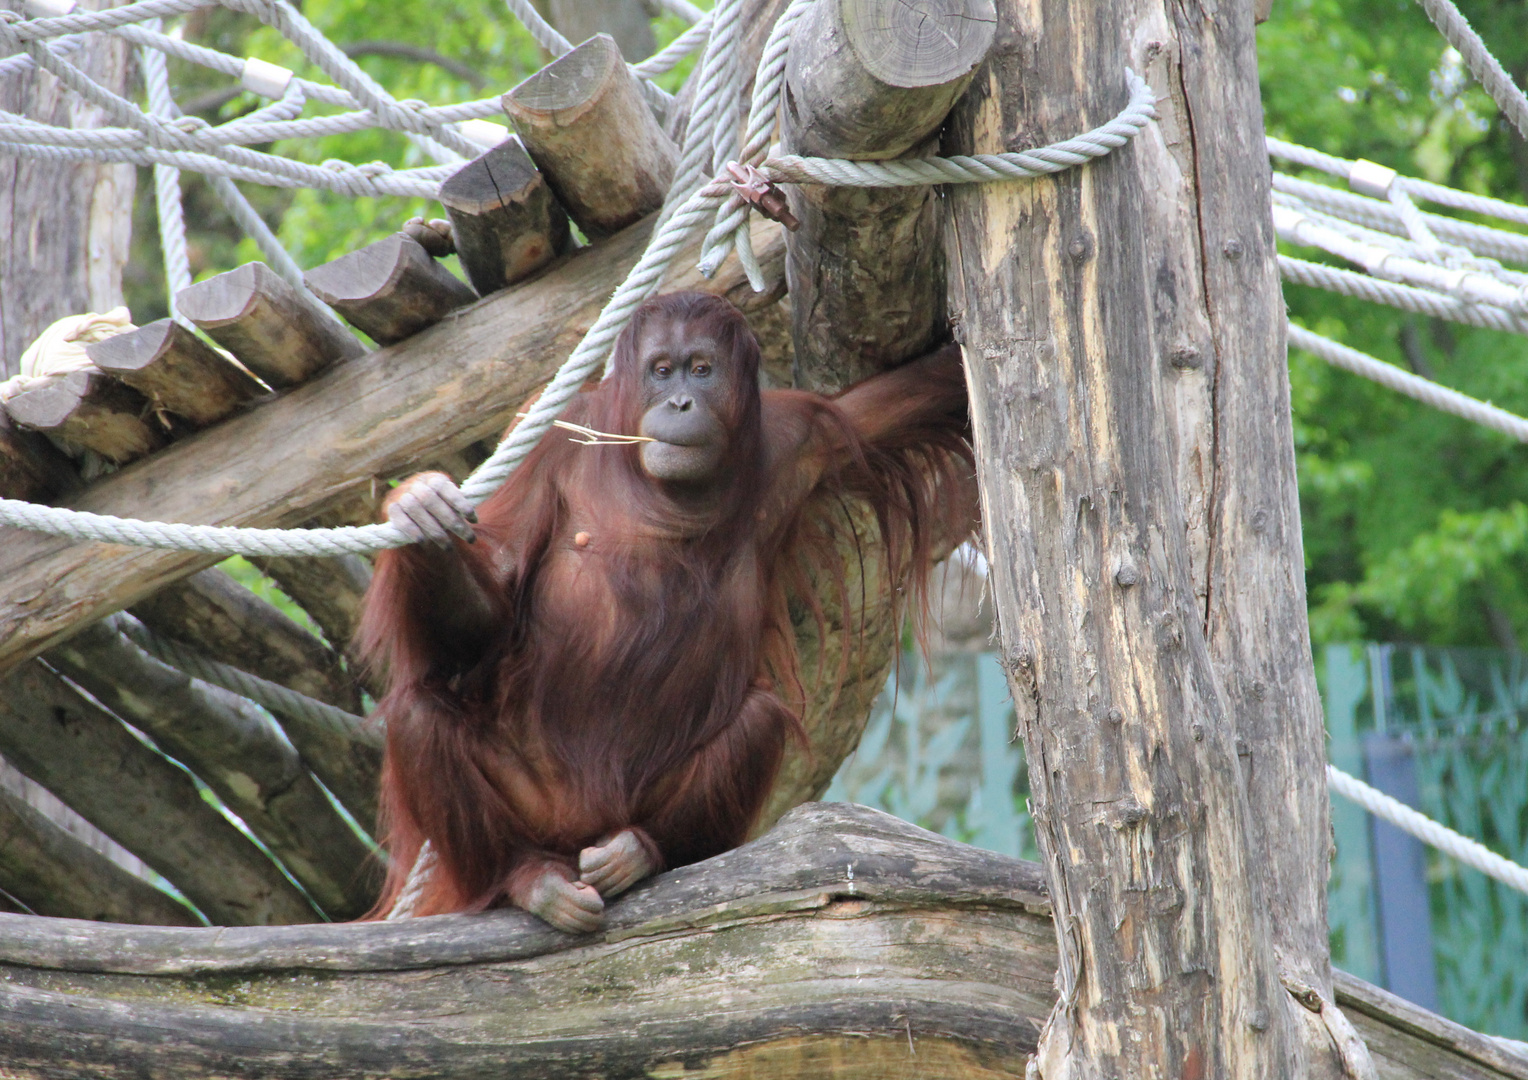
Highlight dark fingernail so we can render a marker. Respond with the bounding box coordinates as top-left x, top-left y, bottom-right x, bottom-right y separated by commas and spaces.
466, 512, 478, 523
